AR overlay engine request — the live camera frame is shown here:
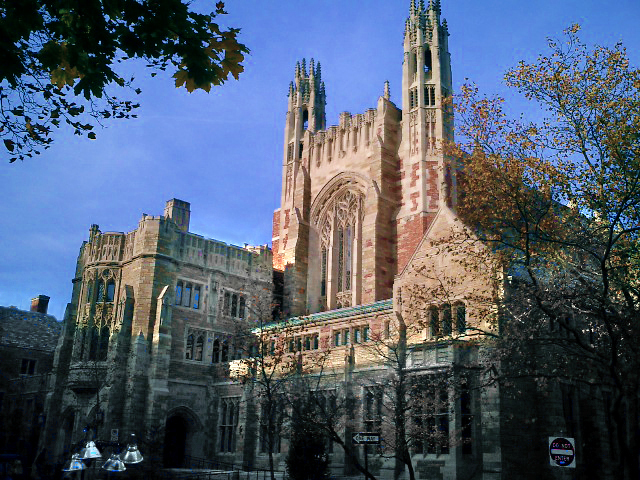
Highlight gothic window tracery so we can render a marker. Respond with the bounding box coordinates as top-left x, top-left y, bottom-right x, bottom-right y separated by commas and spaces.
315, 186, 364, 311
